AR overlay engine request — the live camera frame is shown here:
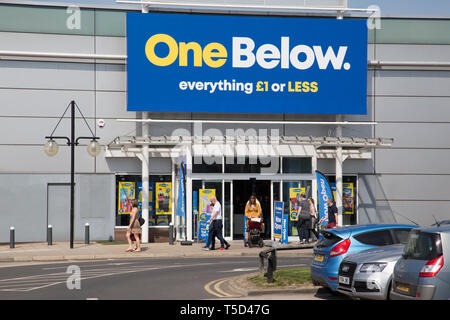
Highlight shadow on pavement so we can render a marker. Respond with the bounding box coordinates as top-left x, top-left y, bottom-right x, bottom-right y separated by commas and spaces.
314, 287, 352, 300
